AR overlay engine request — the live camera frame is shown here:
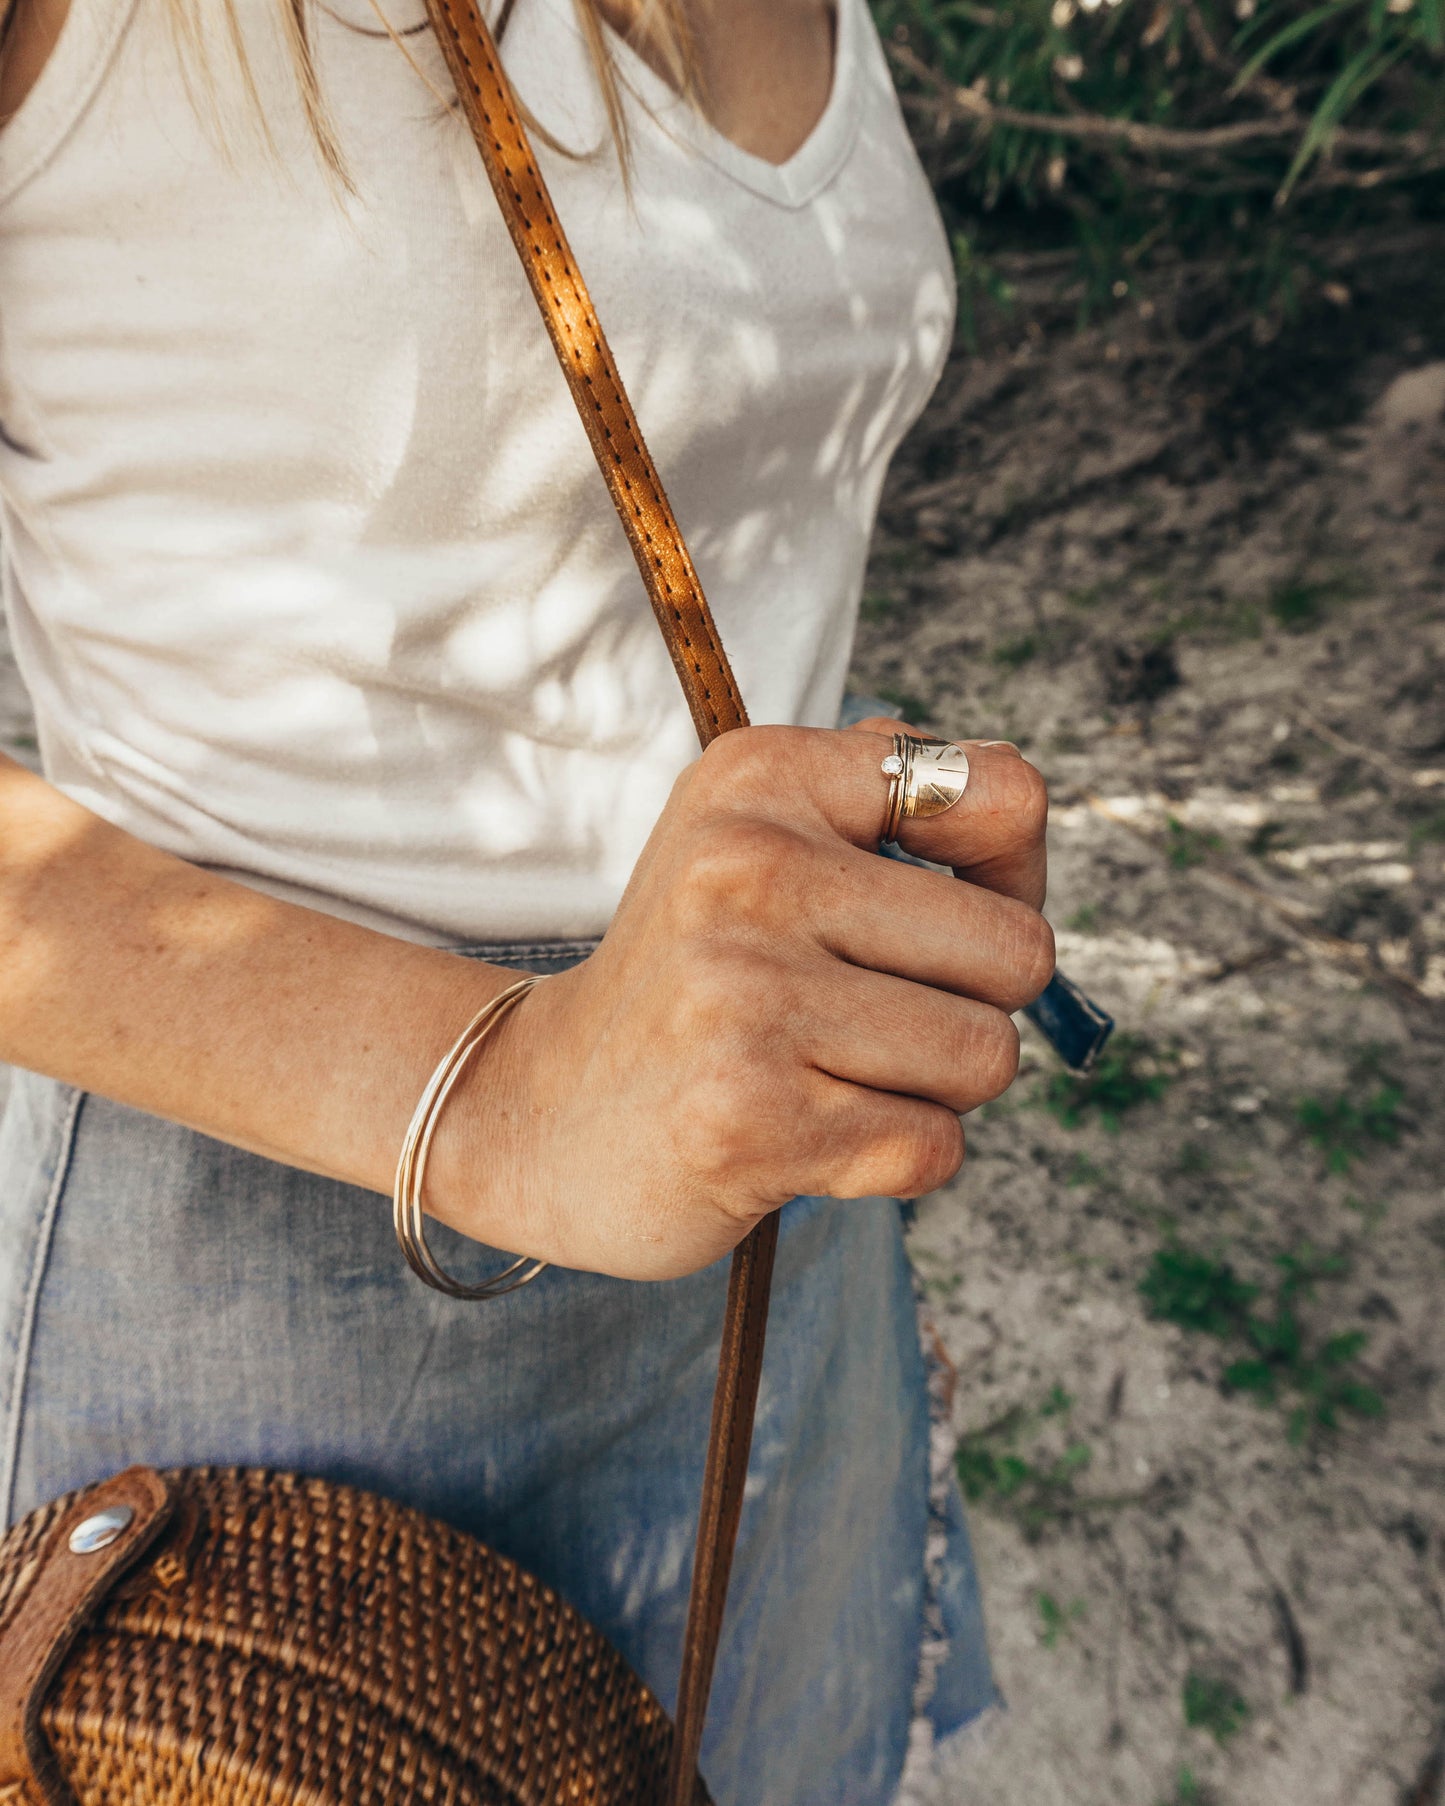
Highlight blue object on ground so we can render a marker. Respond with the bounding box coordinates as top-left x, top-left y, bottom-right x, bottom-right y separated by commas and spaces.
1023, 970, 1114, 1074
